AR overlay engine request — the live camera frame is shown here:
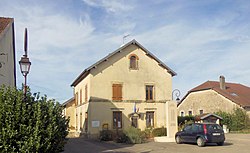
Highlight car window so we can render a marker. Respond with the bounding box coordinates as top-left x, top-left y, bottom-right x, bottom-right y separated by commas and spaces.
199, 124, 203, 131
183, 125, 192, 131
192, 124, 200, 132
207, 124, 222, 132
